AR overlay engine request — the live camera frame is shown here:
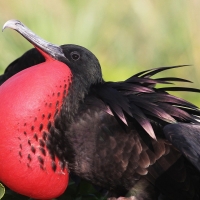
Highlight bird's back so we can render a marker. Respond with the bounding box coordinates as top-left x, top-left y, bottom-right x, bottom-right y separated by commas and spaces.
66, 93, 200, 199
